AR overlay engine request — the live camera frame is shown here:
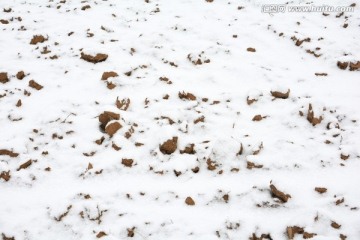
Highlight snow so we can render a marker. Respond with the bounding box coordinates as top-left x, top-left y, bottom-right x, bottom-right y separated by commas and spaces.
1, 0, 360, 239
